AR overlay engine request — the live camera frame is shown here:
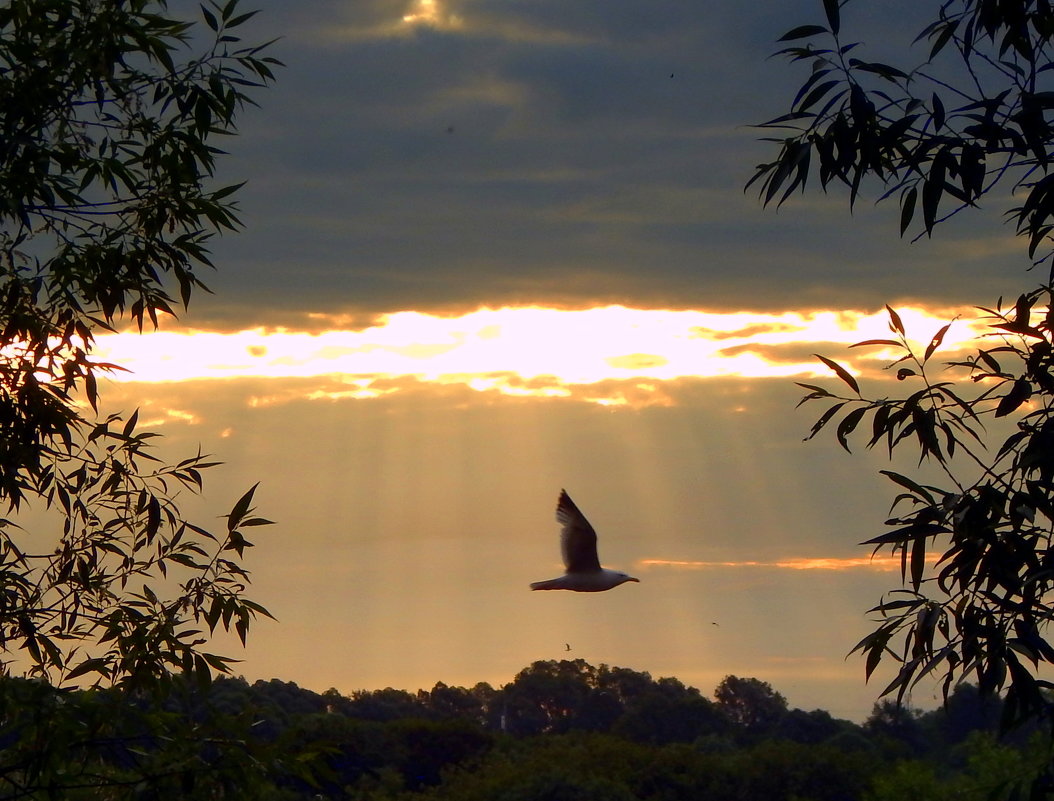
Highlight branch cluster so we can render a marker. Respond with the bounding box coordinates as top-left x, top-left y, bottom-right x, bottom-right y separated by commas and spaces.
0, 0, 280, 692
803, 290, 1054, 730
750, 0, 1054, 263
